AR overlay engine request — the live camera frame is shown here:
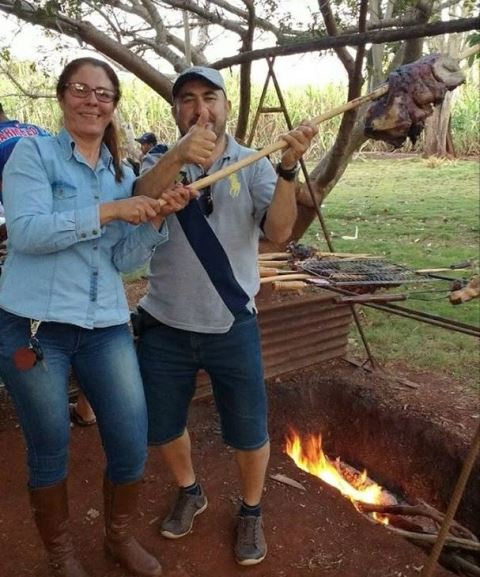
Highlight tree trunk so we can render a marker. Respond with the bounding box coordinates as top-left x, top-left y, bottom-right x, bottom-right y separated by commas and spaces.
423, 91, 454, 157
